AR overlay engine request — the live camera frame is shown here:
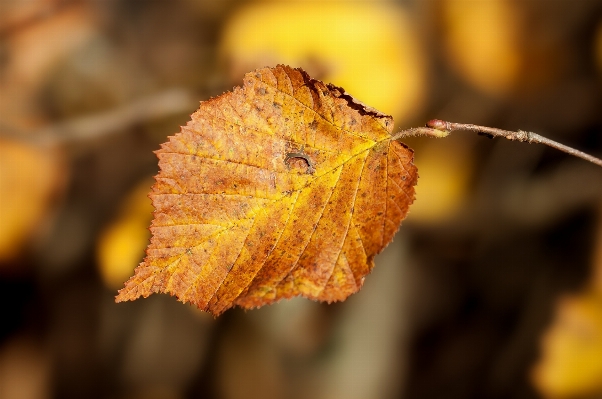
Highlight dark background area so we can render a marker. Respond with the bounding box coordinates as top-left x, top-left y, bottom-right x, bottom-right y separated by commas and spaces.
1, 1, 602, 398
